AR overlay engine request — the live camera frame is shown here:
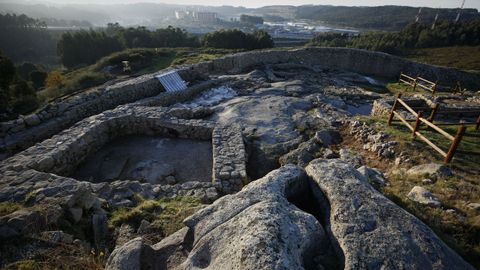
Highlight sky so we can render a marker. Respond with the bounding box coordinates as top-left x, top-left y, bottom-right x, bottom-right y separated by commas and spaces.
17, 0, 480, 9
